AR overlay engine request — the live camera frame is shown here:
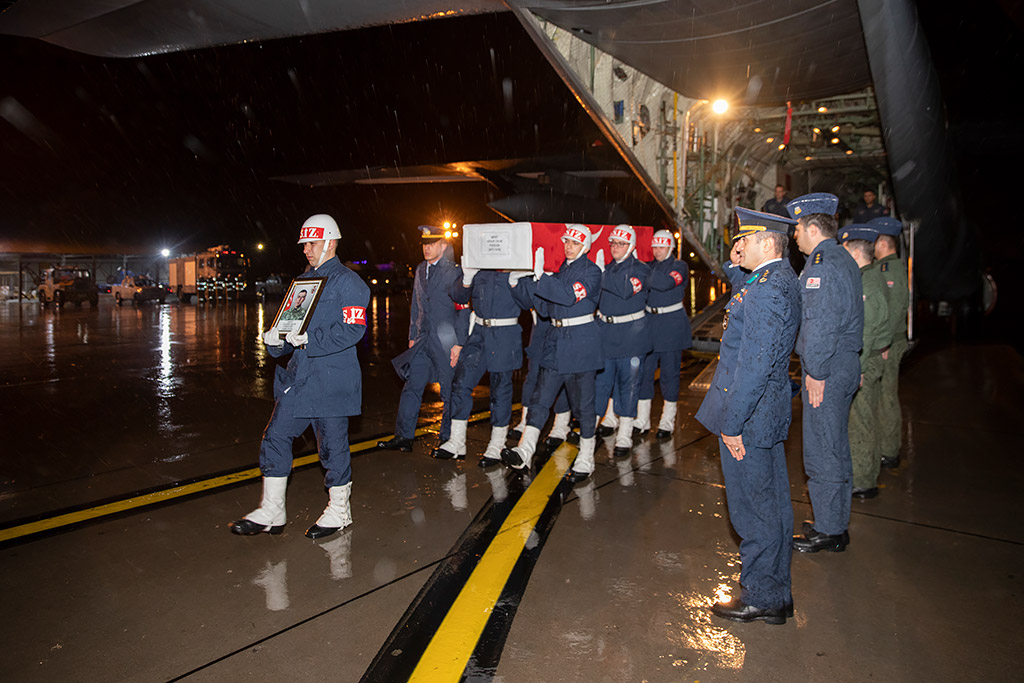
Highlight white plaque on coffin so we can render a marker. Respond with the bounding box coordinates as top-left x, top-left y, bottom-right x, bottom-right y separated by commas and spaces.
462, 222, 534, 270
